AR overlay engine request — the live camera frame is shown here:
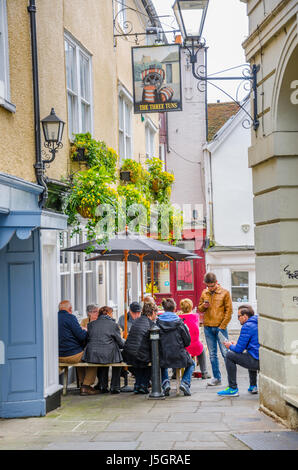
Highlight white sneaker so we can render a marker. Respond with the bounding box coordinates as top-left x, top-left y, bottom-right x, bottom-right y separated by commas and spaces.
207, 378, 222, 386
